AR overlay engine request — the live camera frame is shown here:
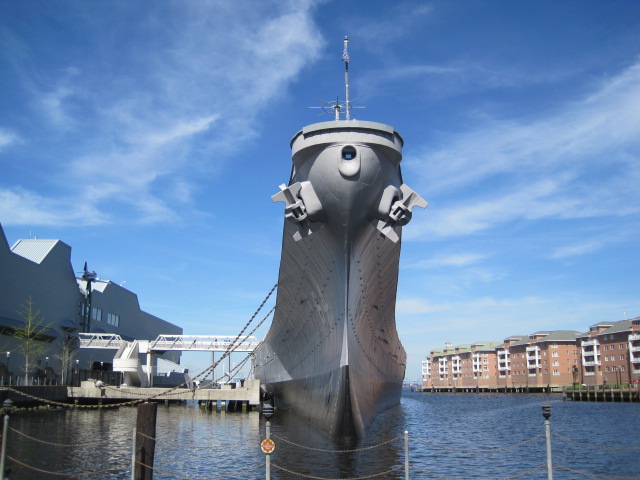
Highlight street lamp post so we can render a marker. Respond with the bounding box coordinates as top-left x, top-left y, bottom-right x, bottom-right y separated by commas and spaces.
4, 353, 8, 386
45, 356, 49, 385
